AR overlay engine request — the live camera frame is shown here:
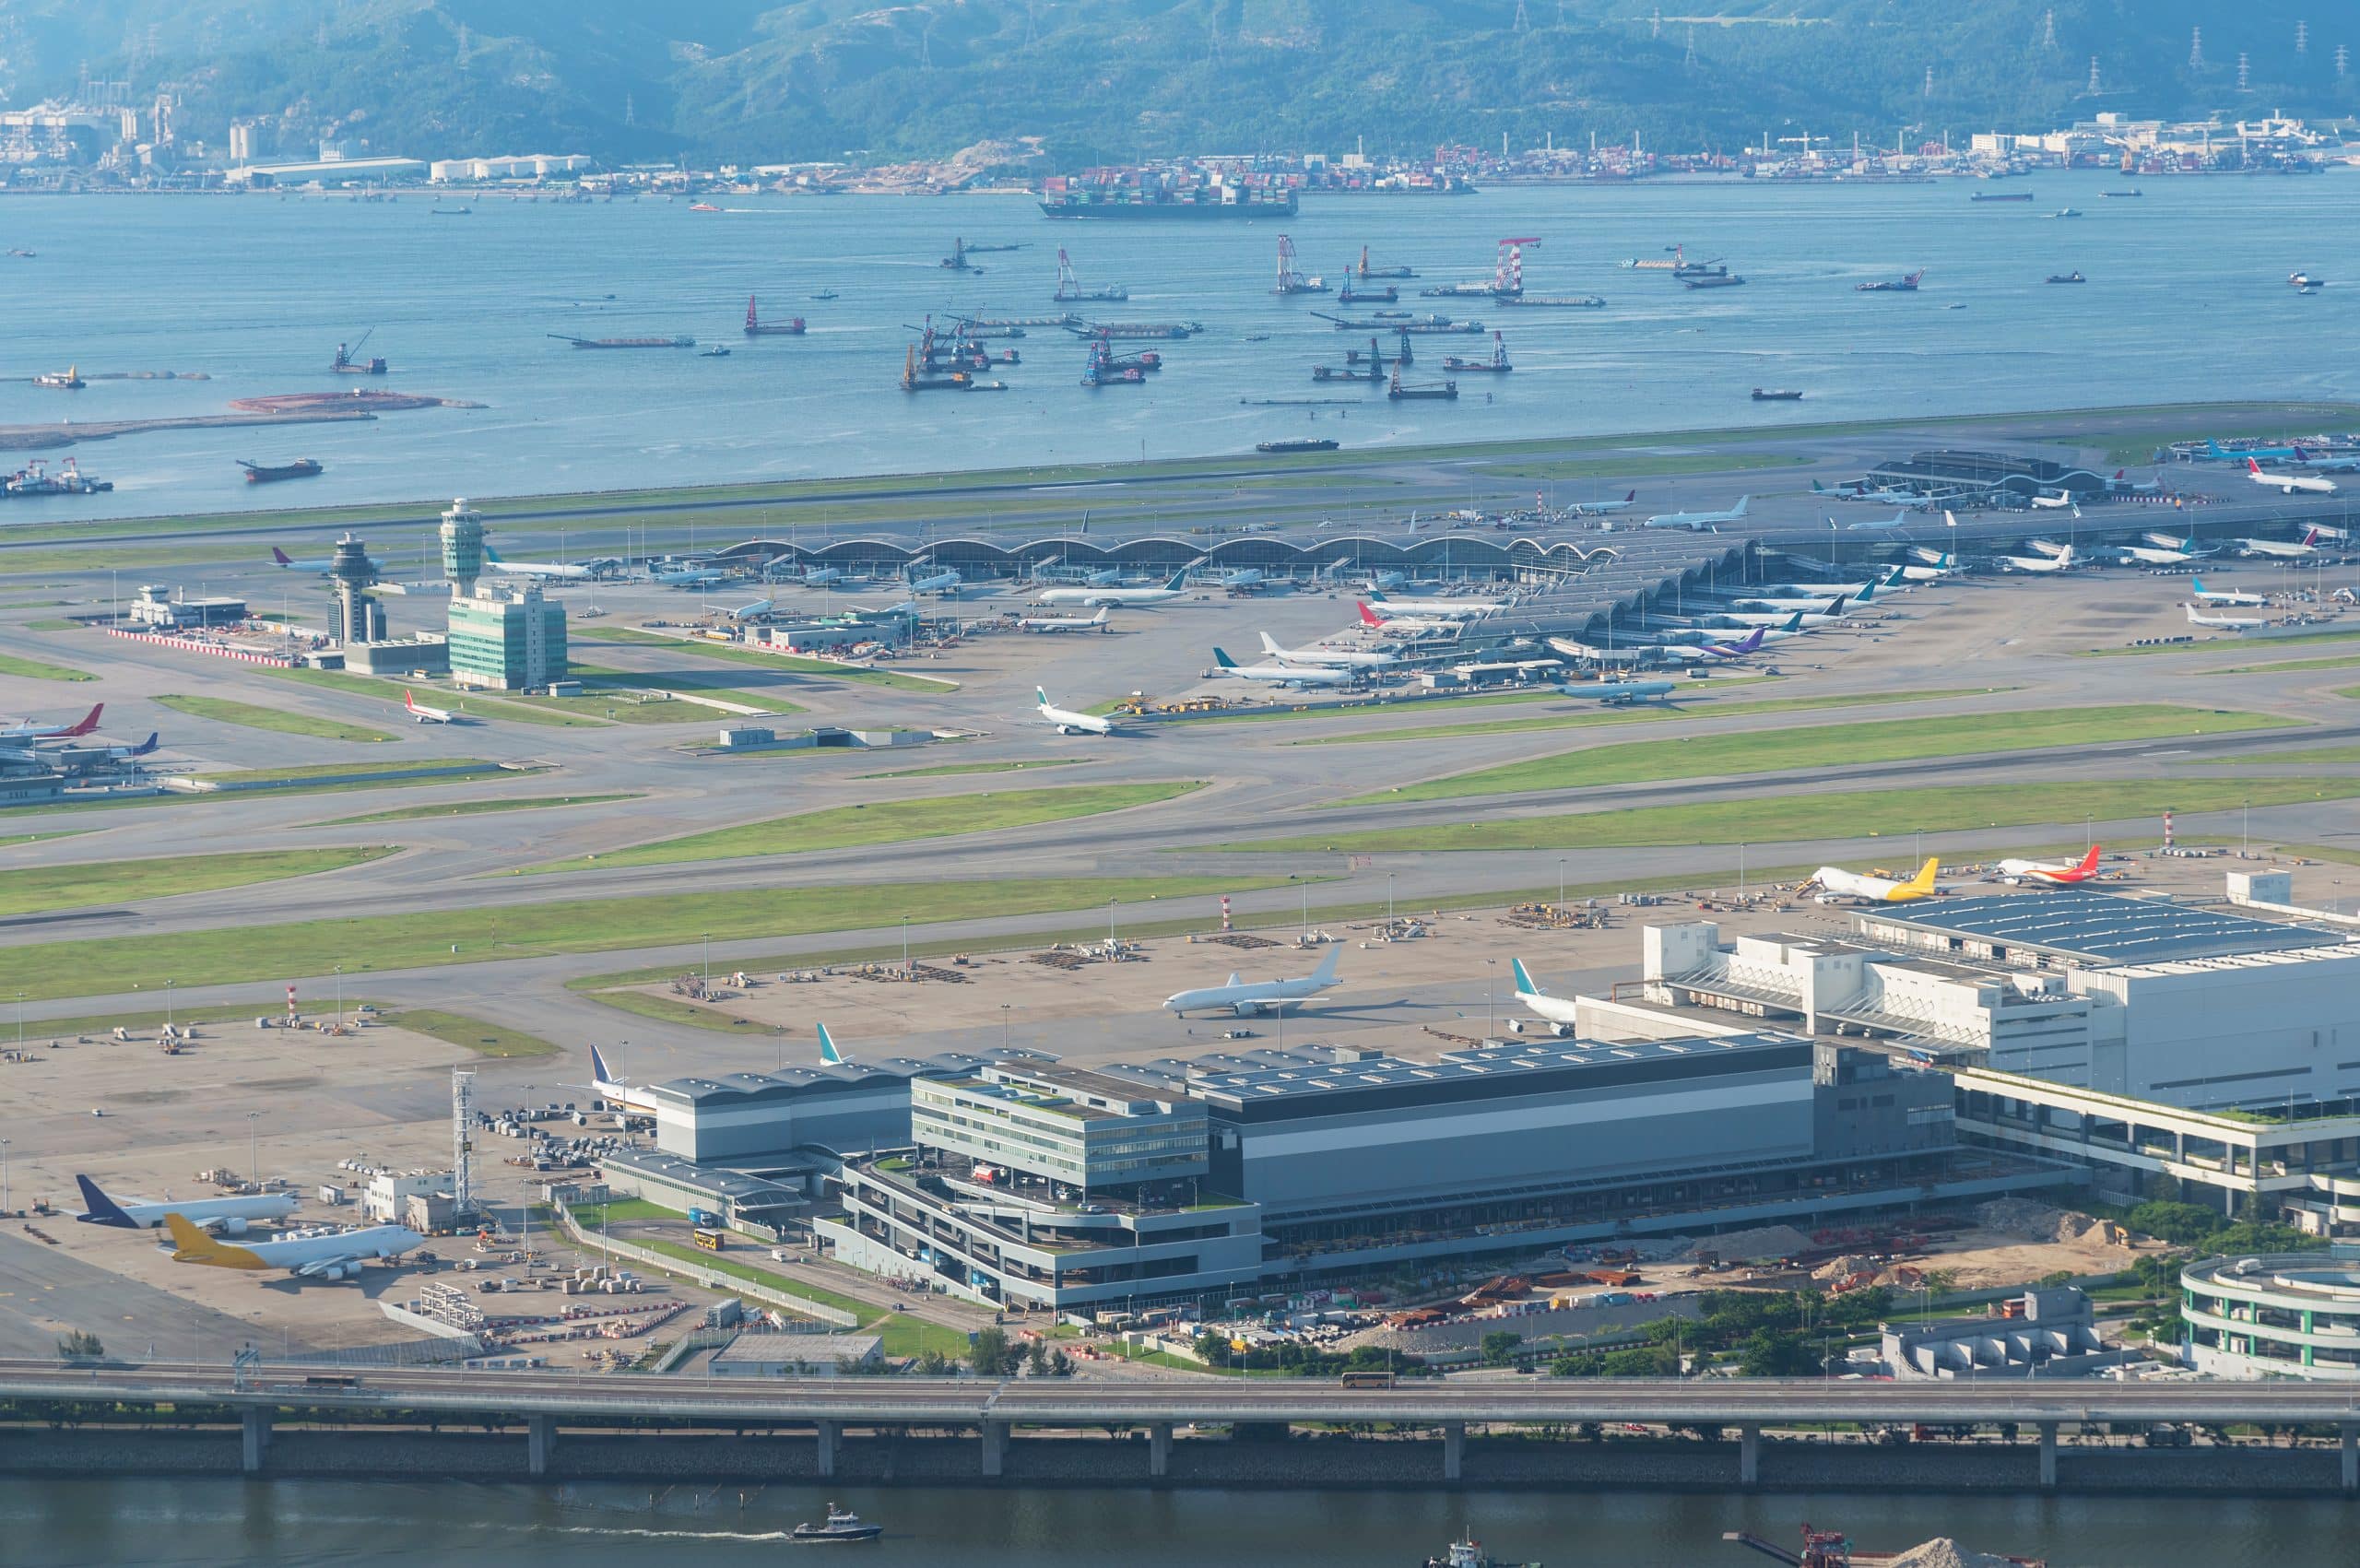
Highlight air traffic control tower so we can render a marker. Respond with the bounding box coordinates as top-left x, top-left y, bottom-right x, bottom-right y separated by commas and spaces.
326, 533, 384, 645
439, 498, 484, 599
